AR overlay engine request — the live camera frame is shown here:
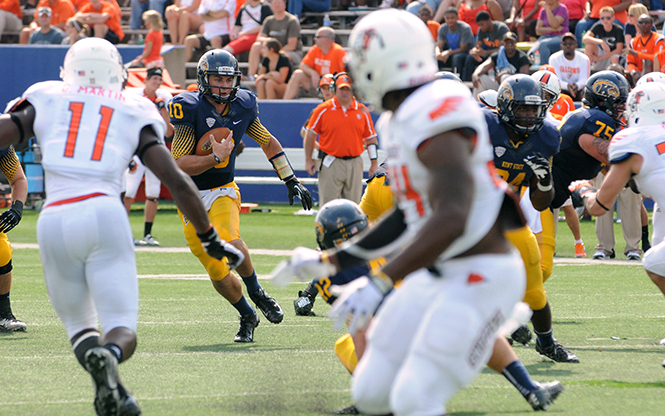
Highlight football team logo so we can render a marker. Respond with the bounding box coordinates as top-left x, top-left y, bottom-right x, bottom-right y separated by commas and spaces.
592, 80, 619, 98
494, 146, 506, 158
206, 117, 215, 128
199, 58, 209, 72
499, 85, 513, 101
